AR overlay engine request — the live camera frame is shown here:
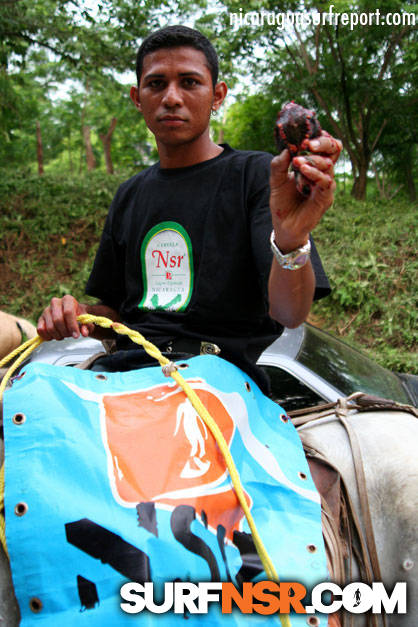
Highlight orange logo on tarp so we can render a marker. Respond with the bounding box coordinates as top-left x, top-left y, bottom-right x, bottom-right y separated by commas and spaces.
100, 379, 250, 539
